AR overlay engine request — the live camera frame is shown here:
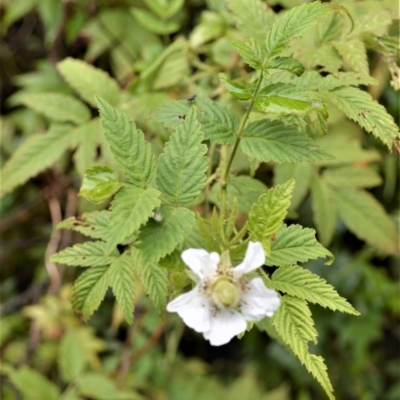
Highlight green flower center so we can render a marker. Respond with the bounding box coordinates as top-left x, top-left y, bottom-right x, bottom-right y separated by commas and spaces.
211, 277, 240, 308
